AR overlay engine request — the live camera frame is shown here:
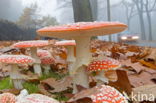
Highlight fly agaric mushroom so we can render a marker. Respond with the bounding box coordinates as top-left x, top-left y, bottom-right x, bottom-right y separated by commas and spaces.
0, 93, 16, 103
12, 40, 52, 76
87, 57, 121, 83
0, 55, 34, 89
17, 94, 59, 103
37, 22, 127, 90
55, 40, 76, 74
37, 49, 55, 74
90, 85, 128, 103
